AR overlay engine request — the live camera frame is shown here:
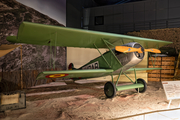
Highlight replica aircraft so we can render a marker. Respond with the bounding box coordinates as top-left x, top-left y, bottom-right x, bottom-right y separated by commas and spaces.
7, 22, 172, 98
